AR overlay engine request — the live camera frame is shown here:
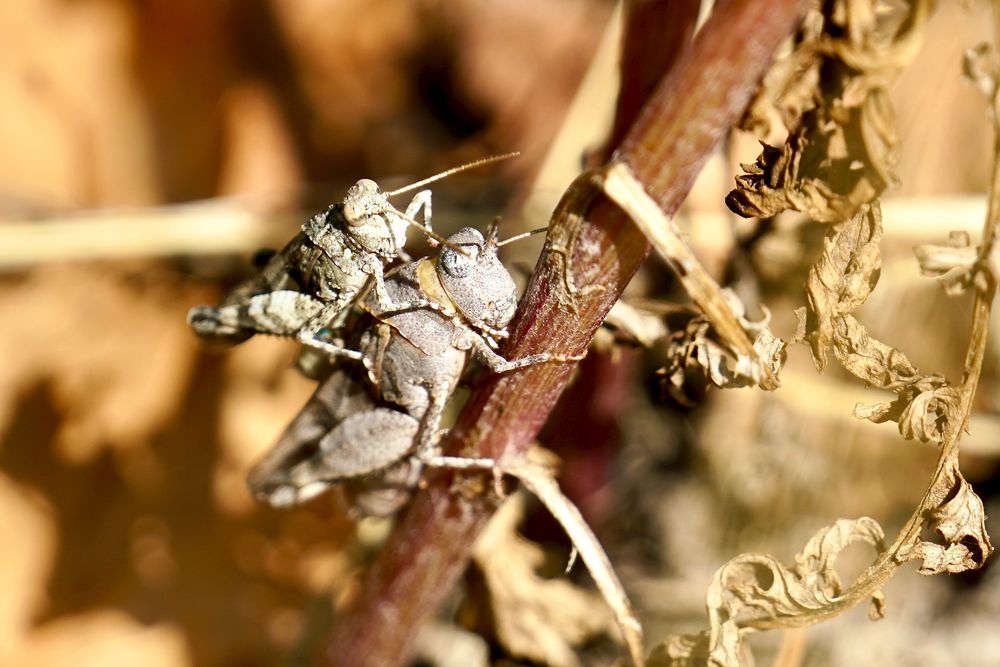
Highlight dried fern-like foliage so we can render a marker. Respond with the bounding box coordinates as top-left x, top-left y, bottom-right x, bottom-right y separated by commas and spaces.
636, 1, 999, 664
